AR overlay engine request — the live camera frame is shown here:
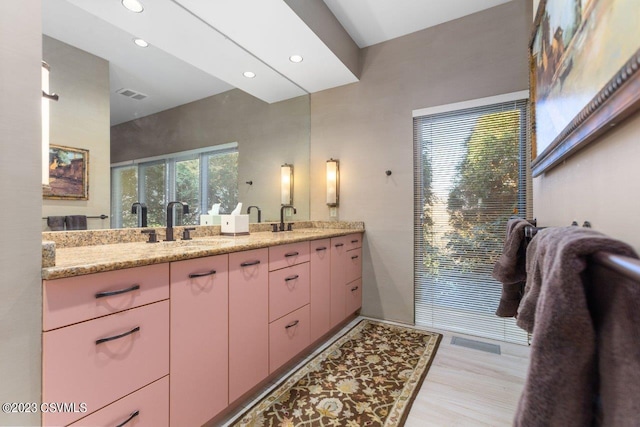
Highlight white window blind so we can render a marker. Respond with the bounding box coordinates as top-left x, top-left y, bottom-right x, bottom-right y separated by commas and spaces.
413, 97, 530, 344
